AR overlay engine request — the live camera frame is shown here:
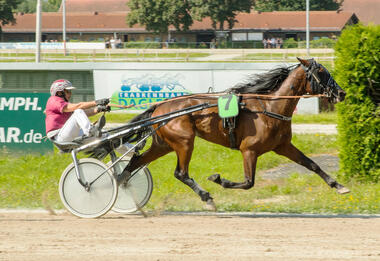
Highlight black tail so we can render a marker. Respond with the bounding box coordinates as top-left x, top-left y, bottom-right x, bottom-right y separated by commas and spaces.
129, 105, 156, 125
124, 105, 156, 144
86, 106, 157, 159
